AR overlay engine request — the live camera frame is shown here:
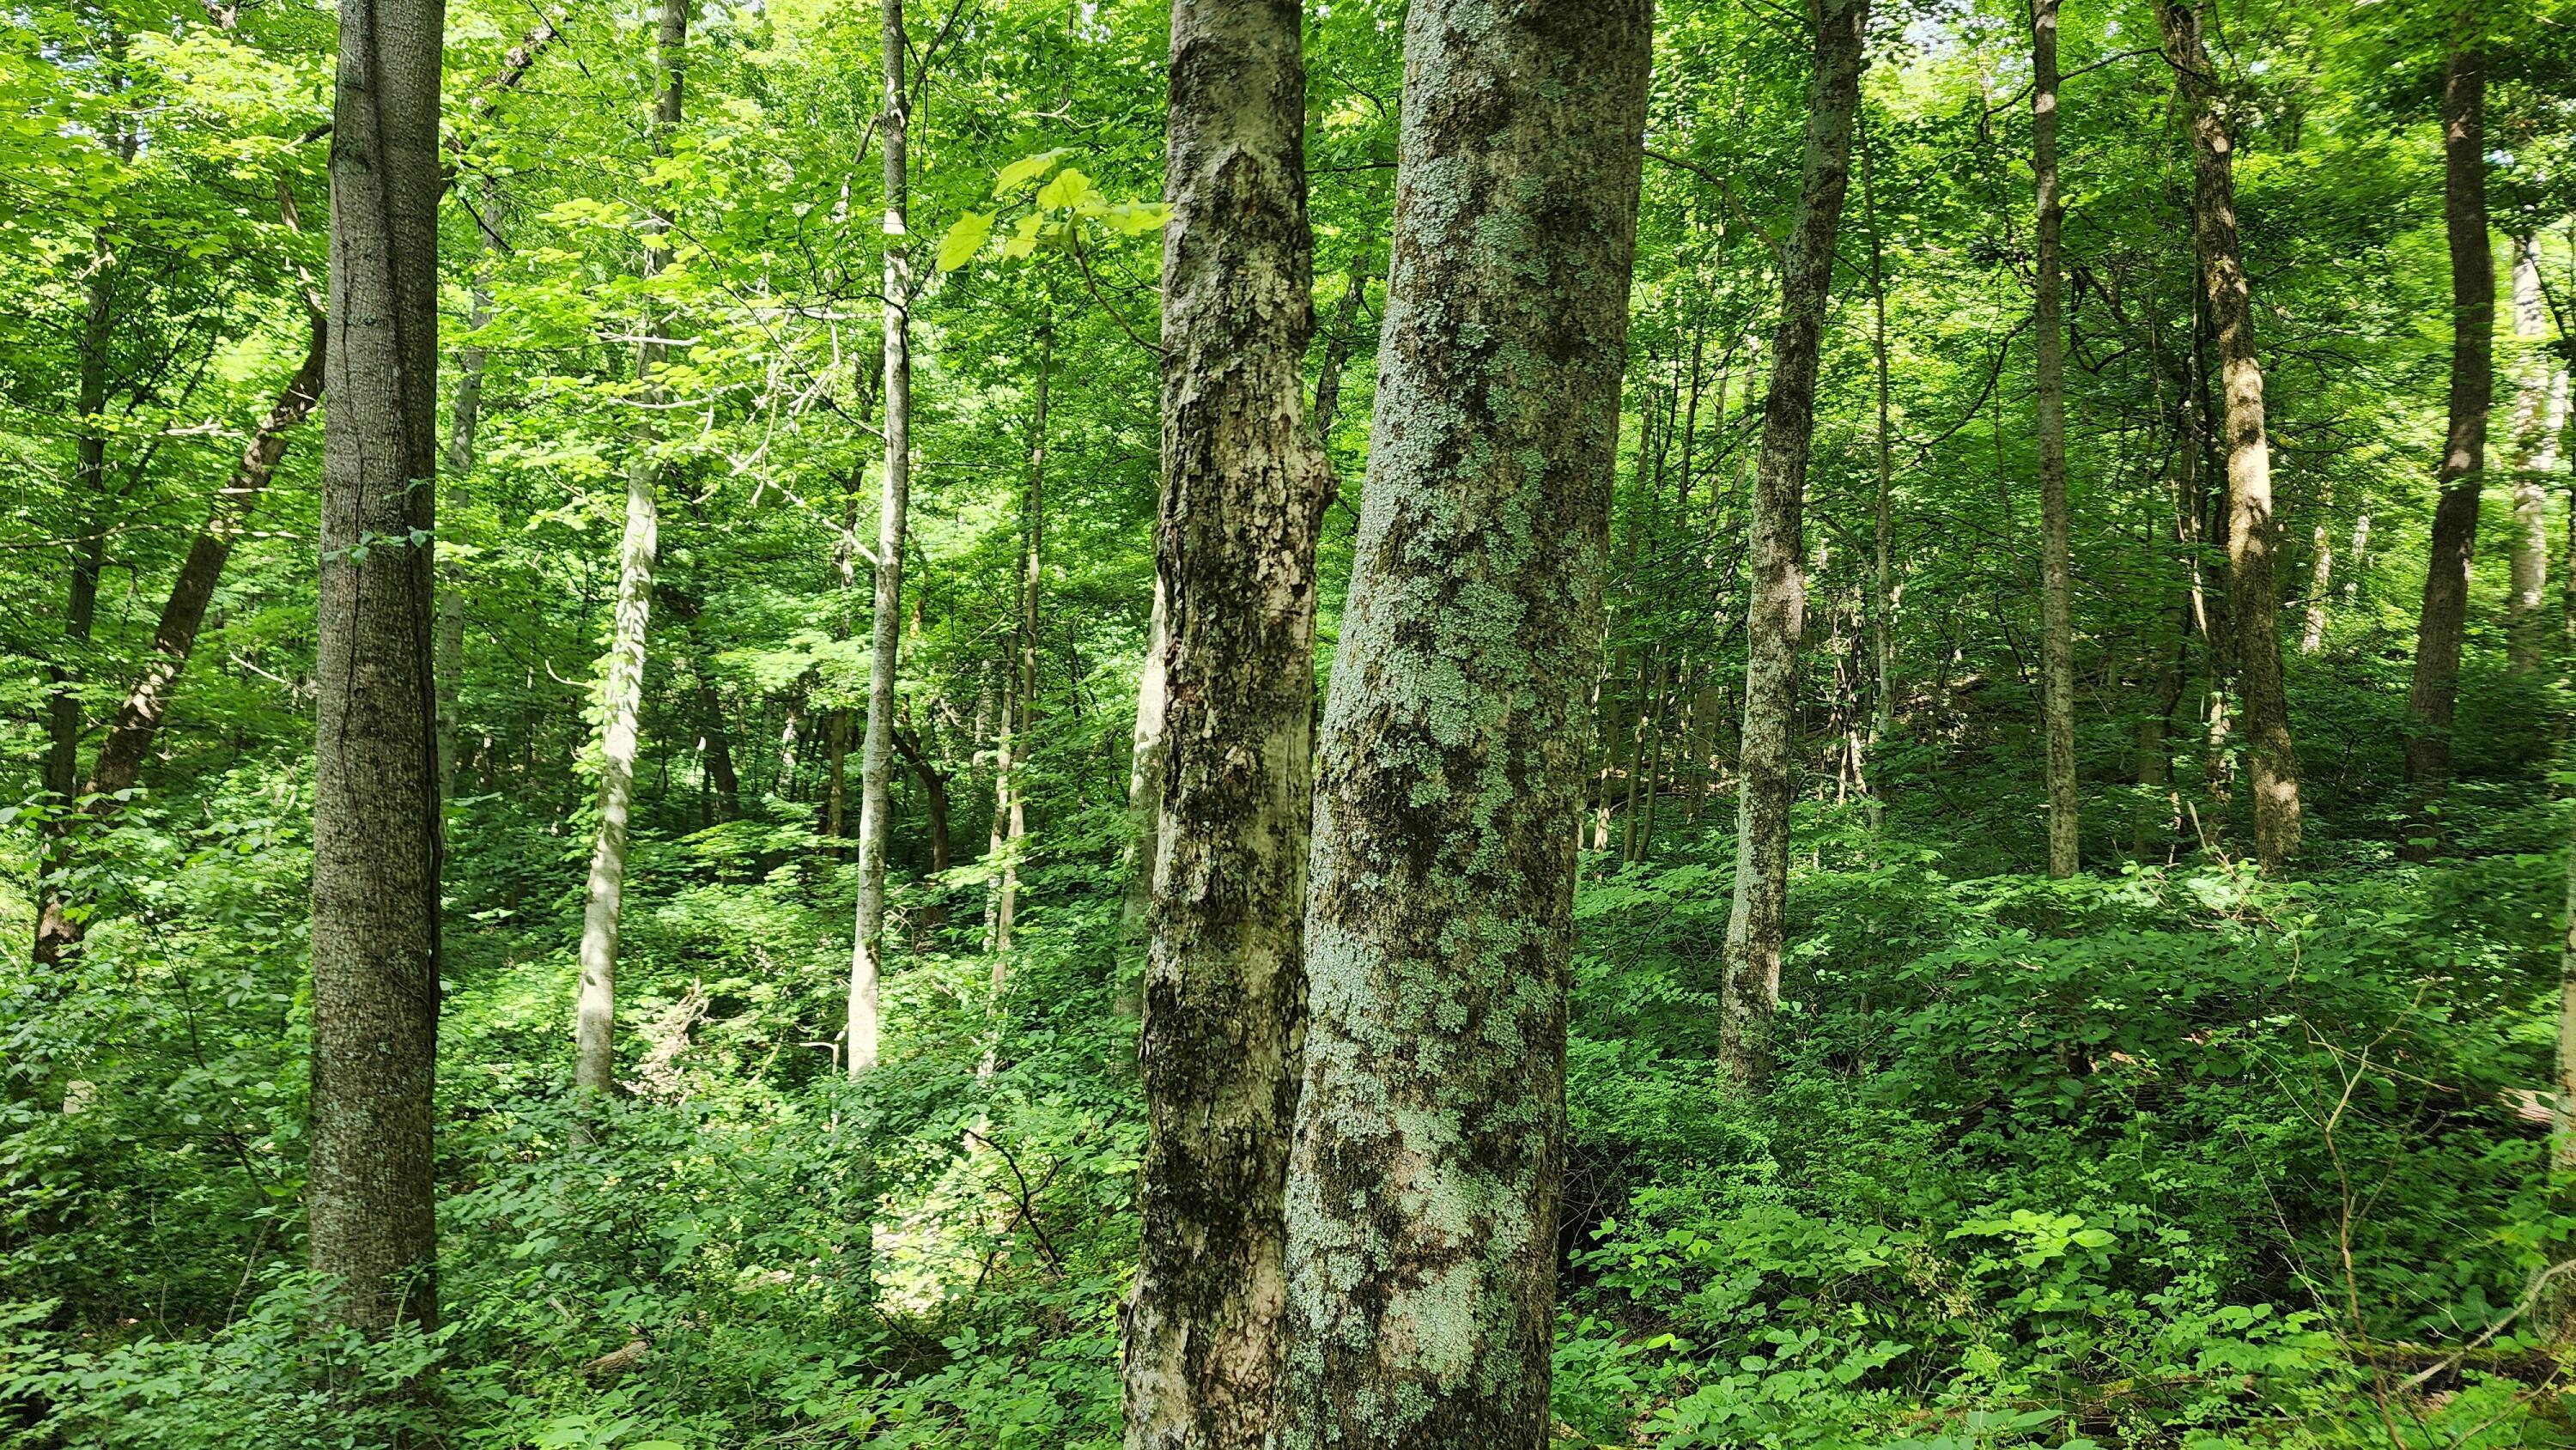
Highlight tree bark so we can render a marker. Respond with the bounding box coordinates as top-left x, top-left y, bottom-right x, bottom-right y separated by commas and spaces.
2160, 0, 2300, 871
2402, 42, 2492, 827
1121, 4, 1333, 1441
2510, 235, 2561, 676
1115, 573, 1169, 1018
1278, 1, 1651, 1441
308, 0, 445, 1335
1860, 110, 1896, 837
1719, 0, 1870, 1086
2032, 0, 2081, 877
82, 316, 328, 810
2299, 476, 2334, 655
847, 0, 910, 1078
